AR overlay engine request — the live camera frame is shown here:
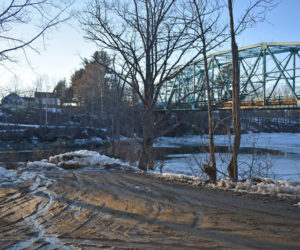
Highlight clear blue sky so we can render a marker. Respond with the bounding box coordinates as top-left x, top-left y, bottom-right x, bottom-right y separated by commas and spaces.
0, 0, 299, 95
235, 0, 300, 47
